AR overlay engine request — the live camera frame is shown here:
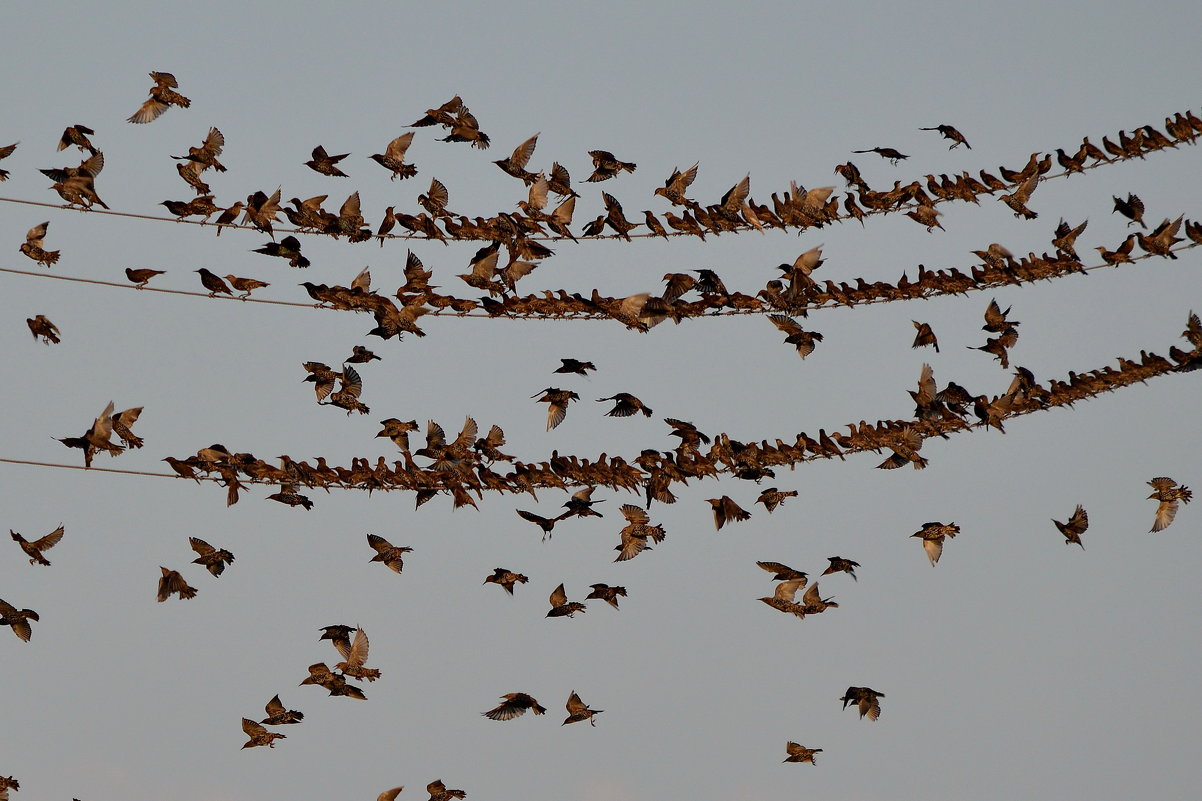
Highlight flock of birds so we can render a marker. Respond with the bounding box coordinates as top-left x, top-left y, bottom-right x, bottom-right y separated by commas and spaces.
2, 74, 1200, 798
